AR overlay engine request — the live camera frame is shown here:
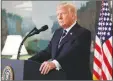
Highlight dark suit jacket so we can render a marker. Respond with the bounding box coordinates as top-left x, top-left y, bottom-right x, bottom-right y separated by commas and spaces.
28, 23, 92, 80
